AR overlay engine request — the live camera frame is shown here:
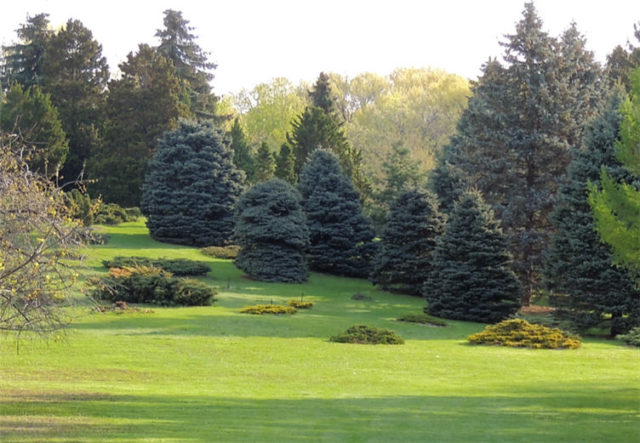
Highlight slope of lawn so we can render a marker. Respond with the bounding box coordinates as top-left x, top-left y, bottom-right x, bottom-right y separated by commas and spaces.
1, 220, 639, 442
